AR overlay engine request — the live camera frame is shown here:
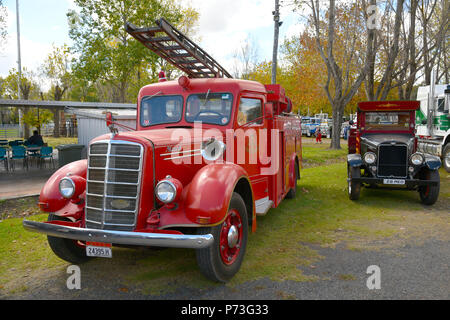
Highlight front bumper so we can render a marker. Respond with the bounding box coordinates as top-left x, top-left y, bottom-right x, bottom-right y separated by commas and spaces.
349, 177, 439, 187
23, 219, 214, 249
